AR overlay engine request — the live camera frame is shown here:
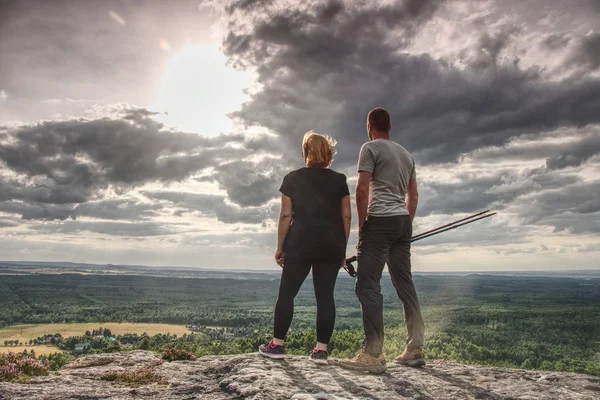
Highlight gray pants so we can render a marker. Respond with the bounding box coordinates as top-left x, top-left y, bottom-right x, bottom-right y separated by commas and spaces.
356, 215, 425, 356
